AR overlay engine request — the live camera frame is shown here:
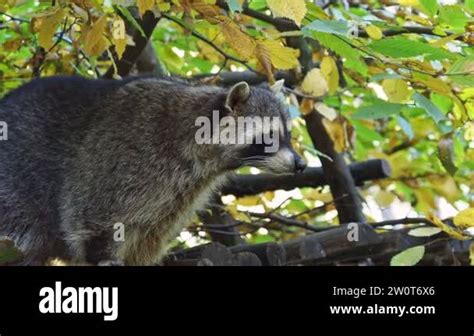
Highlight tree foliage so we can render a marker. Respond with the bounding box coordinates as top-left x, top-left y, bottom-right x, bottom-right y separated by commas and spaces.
0, 0, 473, 265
